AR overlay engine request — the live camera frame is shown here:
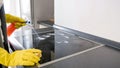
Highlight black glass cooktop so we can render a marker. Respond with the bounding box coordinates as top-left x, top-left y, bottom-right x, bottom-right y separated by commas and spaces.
13, 27, 101, 64
31, 27, 101, 64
